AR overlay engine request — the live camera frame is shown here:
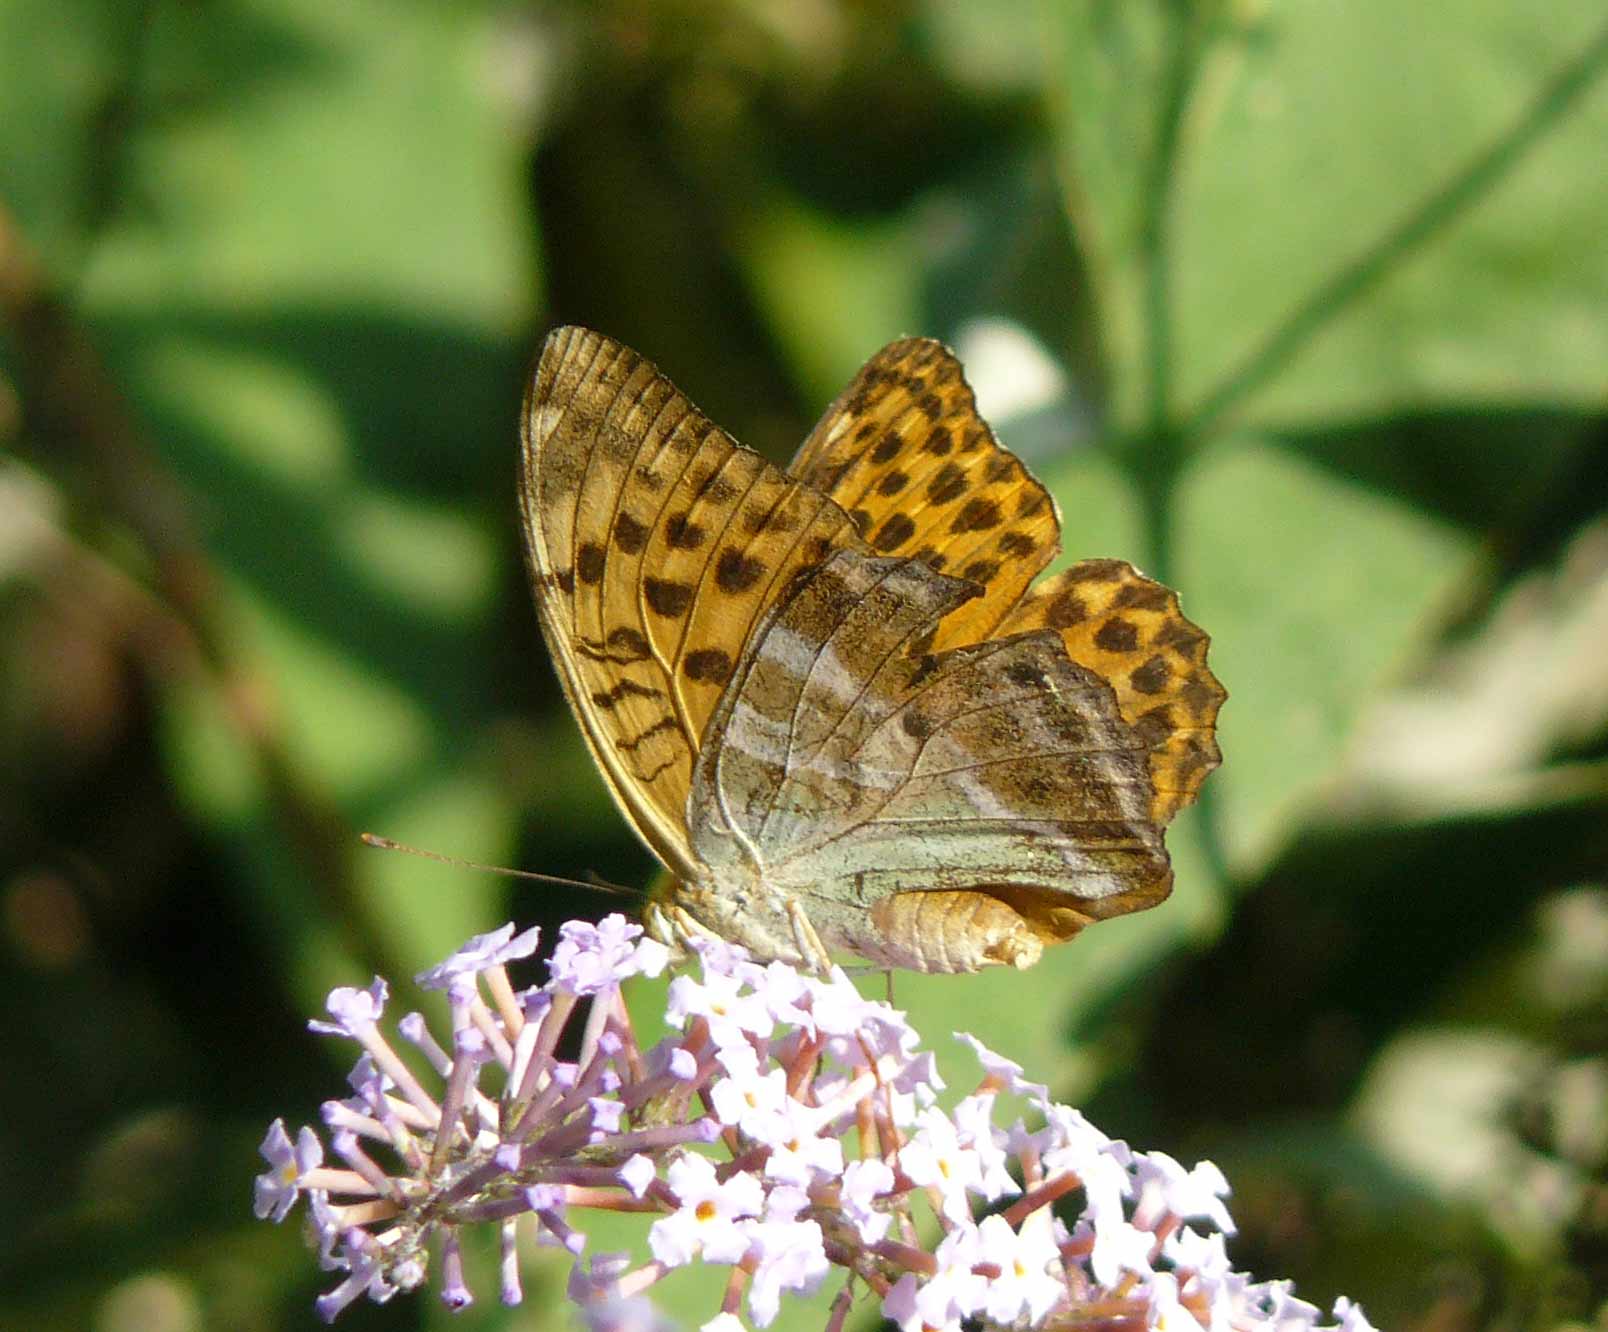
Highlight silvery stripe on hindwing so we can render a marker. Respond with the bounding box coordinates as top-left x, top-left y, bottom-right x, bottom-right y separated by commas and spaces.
688, 550, 1168, 904
791, 821, 1153, 904
699, 554, 972, 860
759, 558, 976, 768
